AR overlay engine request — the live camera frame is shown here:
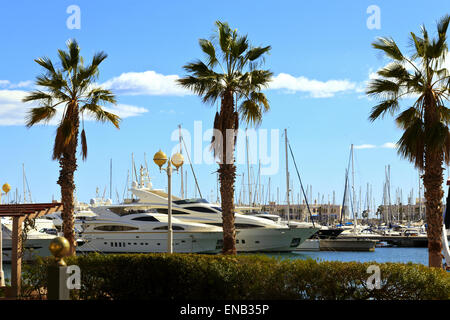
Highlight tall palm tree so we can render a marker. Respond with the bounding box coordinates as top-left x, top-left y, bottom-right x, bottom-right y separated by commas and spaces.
23, 39, 120, 255
367, 15, 450, 268
177, 21, 272, 254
